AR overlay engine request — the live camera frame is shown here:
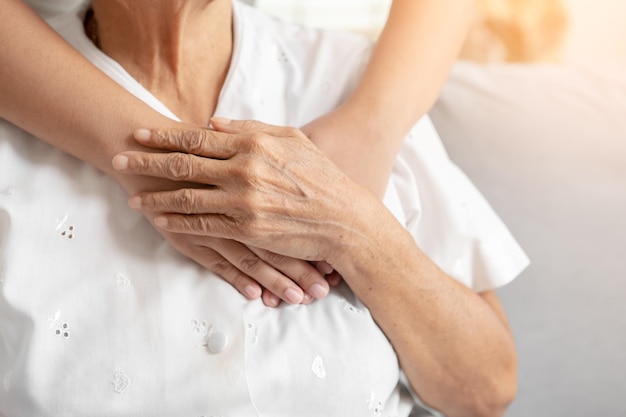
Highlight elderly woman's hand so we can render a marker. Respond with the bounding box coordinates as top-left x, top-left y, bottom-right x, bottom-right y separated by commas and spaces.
112, 118, 378, 270
112, 127, 334, 306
